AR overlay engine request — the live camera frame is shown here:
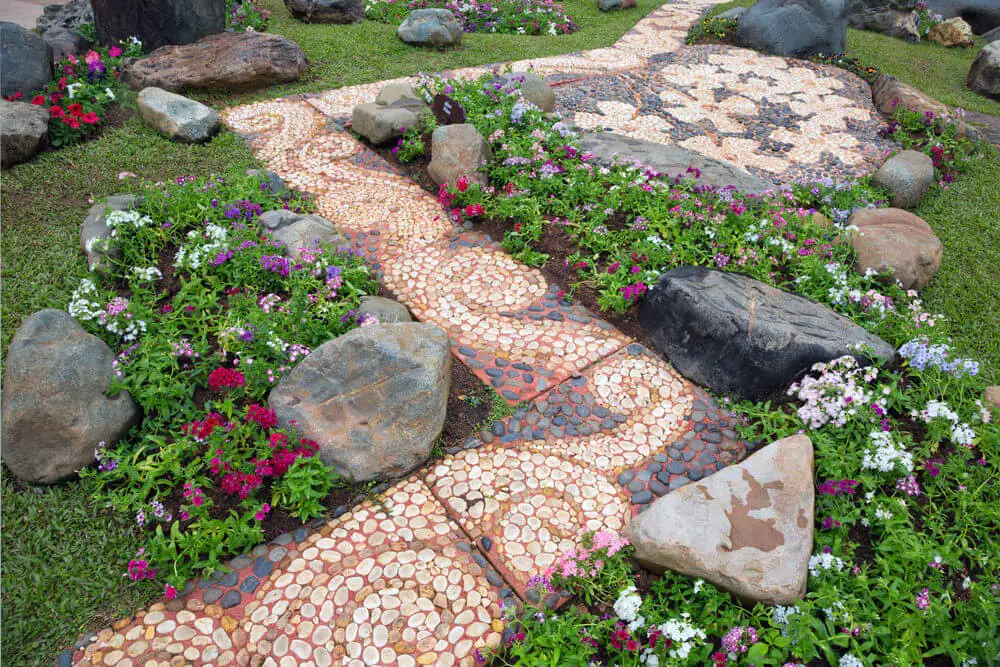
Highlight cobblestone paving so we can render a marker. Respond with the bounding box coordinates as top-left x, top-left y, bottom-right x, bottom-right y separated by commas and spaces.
71, 0, 887, 663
